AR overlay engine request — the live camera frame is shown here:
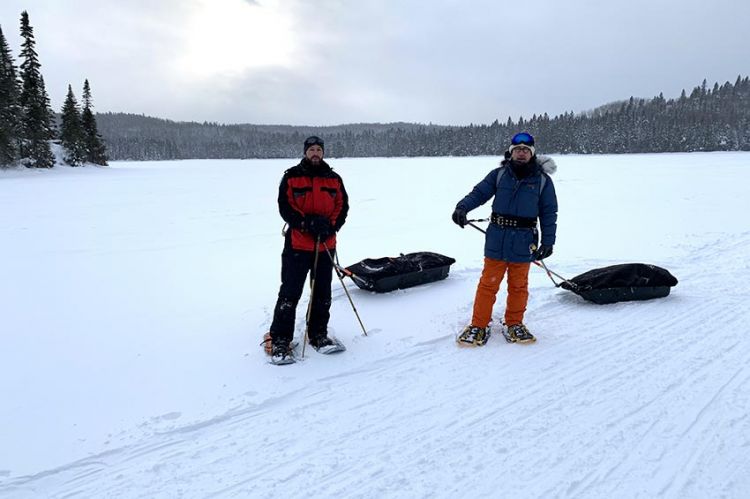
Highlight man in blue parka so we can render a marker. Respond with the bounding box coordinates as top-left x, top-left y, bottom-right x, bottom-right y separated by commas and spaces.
452, 132, 558, 345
